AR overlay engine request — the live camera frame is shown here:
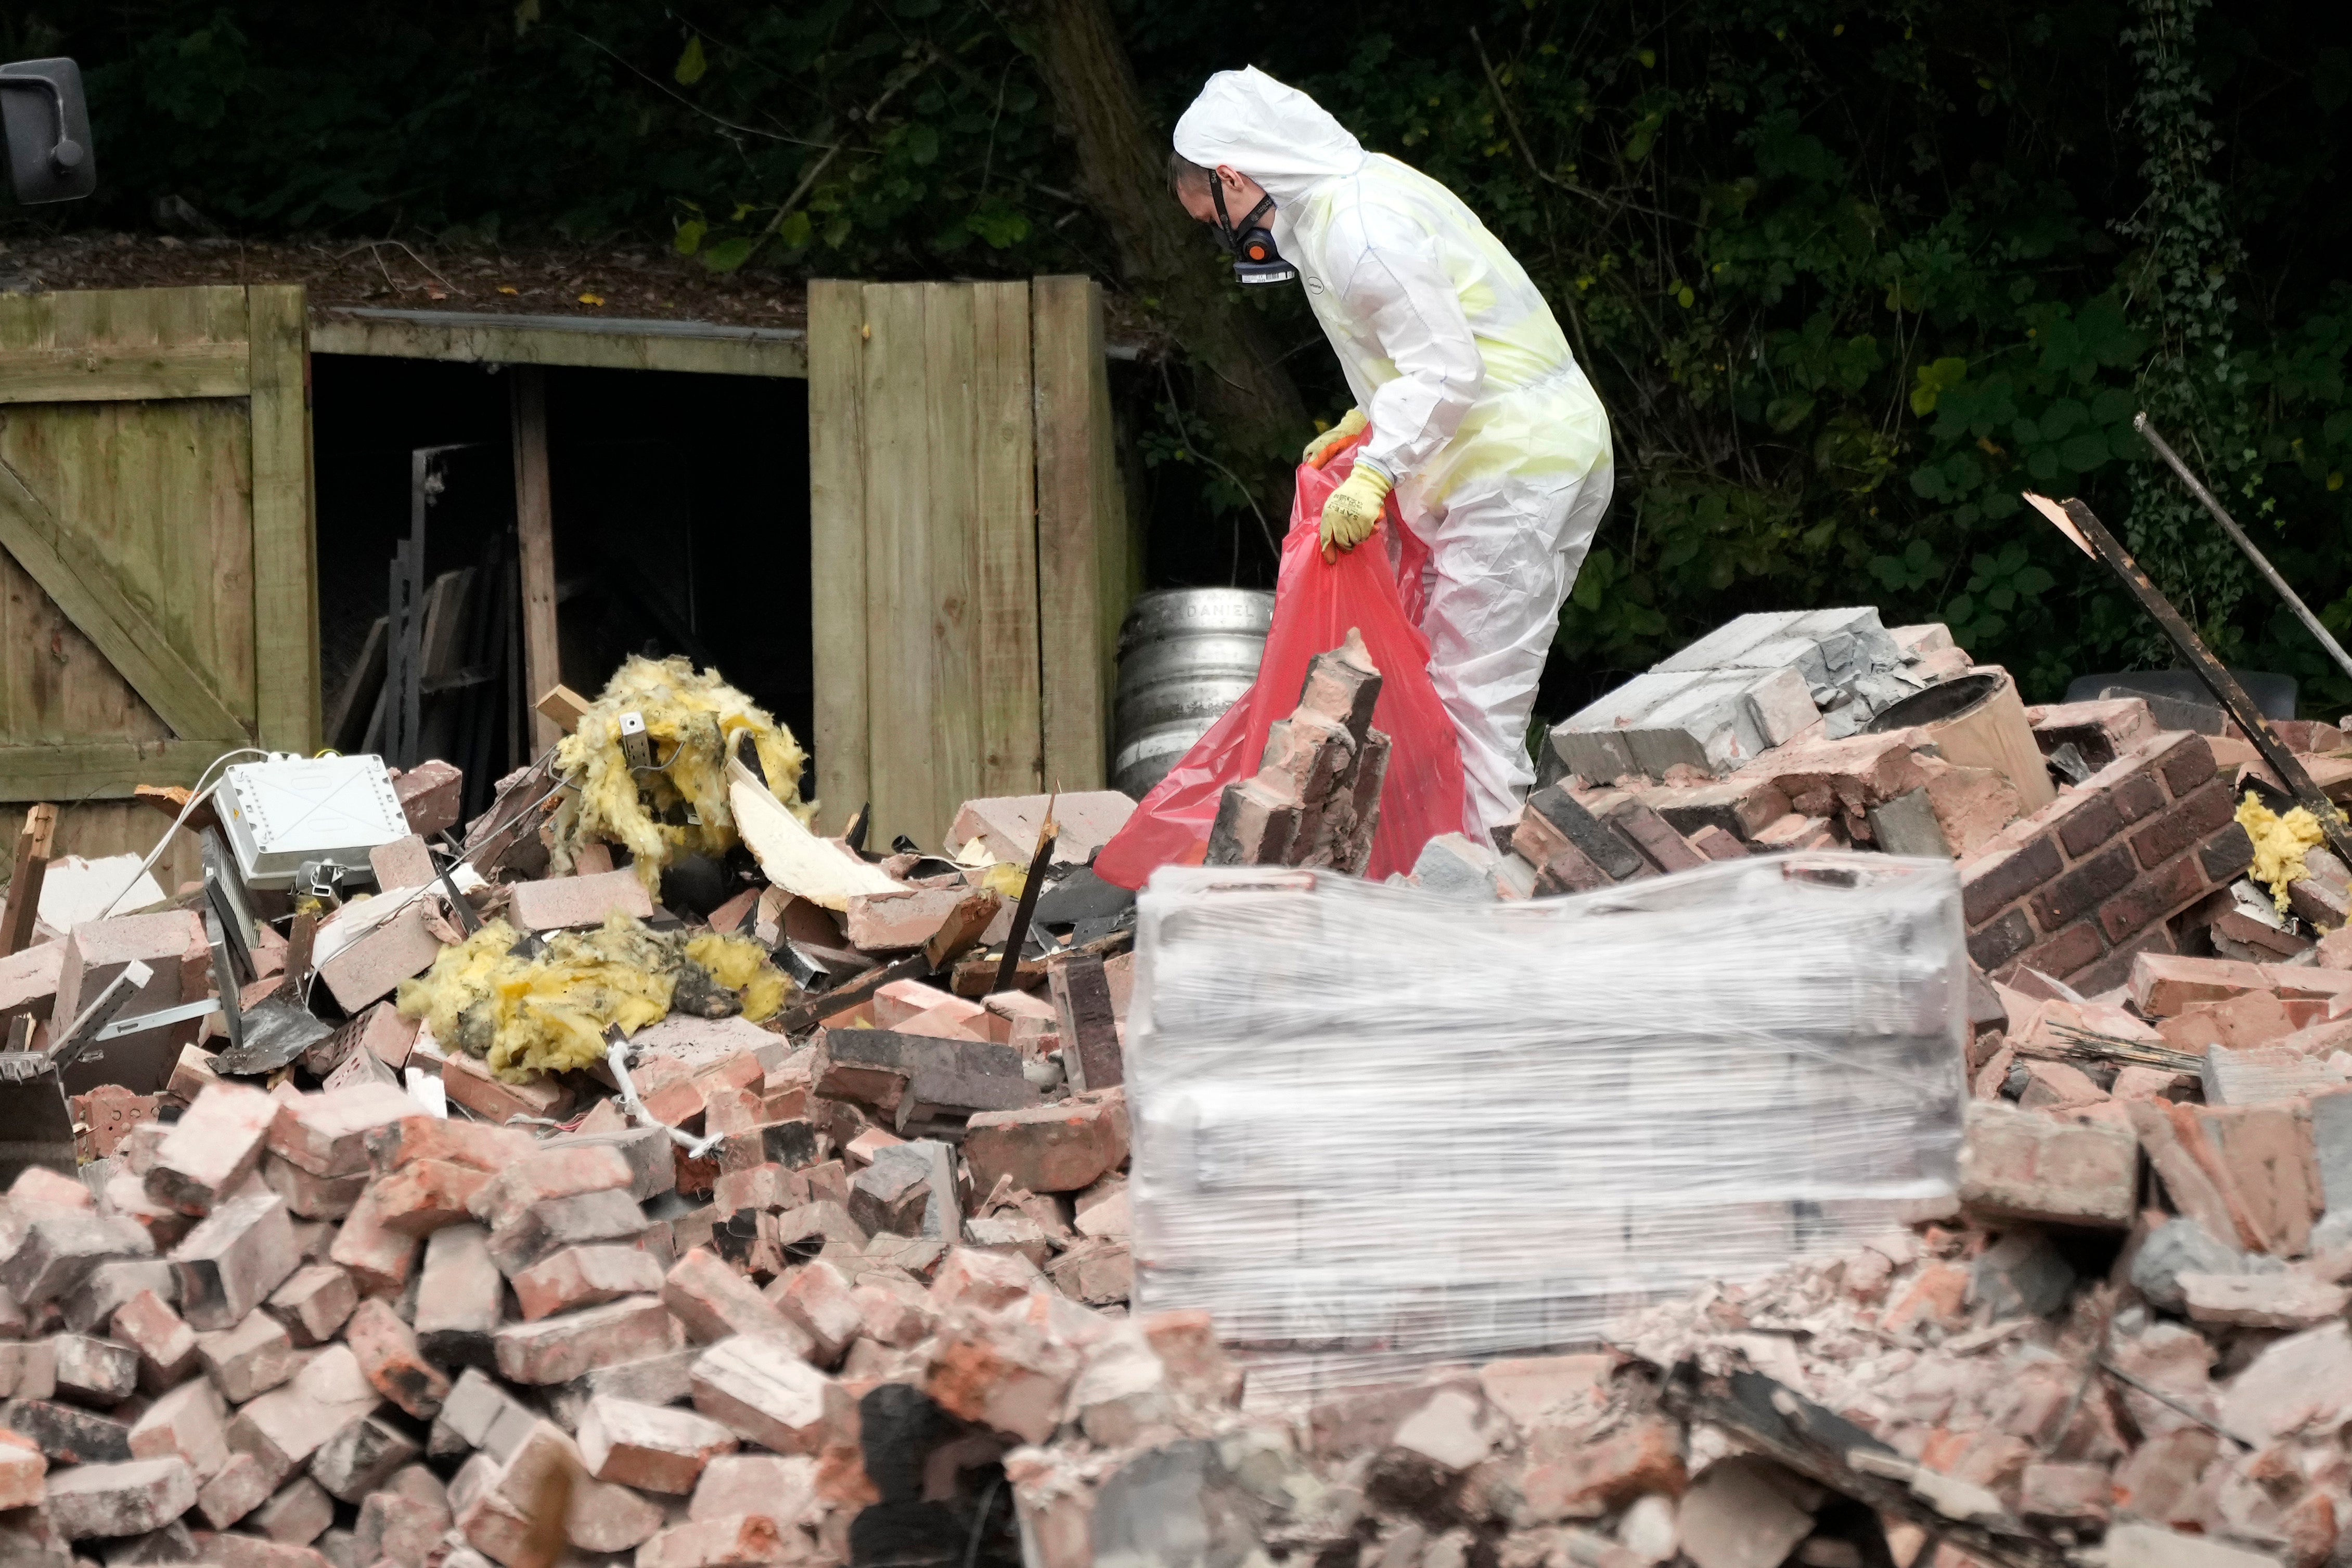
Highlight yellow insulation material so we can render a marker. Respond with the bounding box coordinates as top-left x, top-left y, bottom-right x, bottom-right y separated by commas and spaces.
395, 913, 791, 1080
549, 656, 814, 897
685, 932, 788, 1022
2237, 790, 2326, 913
